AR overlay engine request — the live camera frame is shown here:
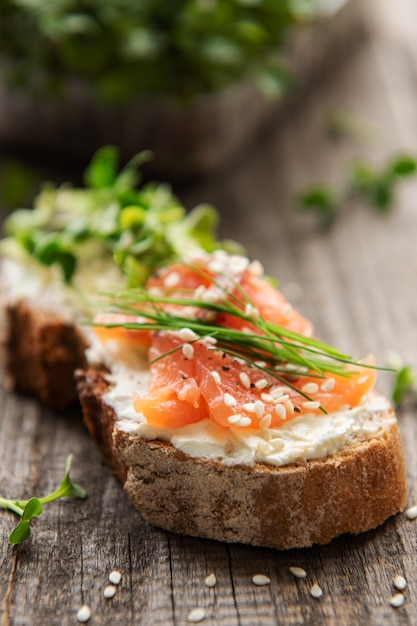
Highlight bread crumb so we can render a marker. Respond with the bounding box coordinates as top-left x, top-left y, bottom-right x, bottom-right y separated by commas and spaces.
205, 573, 217, 588
252, 574, 271, 586
76, 605, 91, 623
289, 566, 307, 579
187, 607, 207, 622
390, 593, 405, 608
